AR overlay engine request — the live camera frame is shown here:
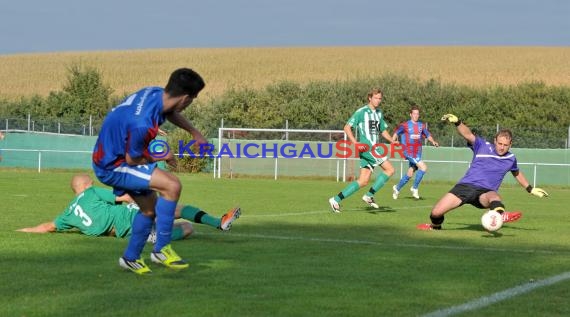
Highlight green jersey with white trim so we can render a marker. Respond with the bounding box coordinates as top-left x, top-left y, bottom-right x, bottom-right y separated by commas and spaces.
346, 105, 388, 146
54, 187, 137, 237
